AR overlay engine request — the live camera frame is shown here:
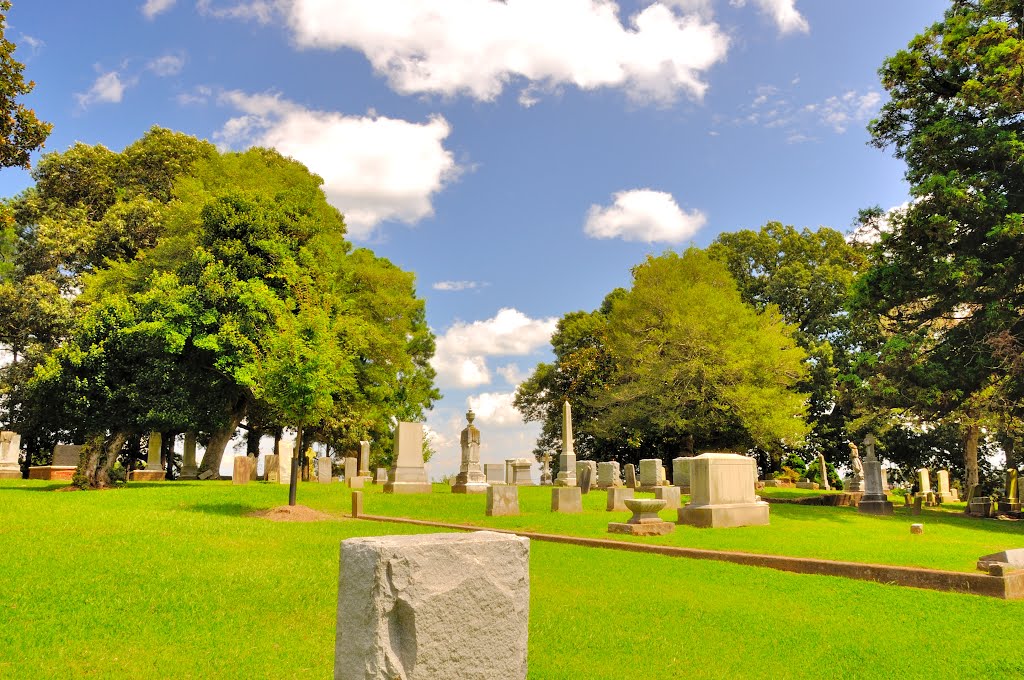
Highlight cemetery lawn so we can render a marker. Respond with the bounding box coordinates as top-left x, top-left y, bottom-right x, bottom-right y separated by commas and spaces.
3, 480, 1024, 679
352, 484, 1018, 573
